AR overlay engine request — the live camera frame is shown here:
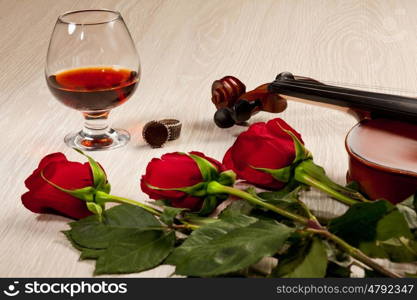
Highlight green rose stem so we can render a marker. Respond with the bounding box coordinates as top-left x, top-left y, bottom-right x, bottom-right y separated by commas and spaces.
295, 170, 358, 206
206, 181, 401, 278
306, 228, 401, 278
207, 182, 312, 227
94, 191, 199, 230
171, 221, 200, 231
294, 160, 370, 206
95, 191, 162, 216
